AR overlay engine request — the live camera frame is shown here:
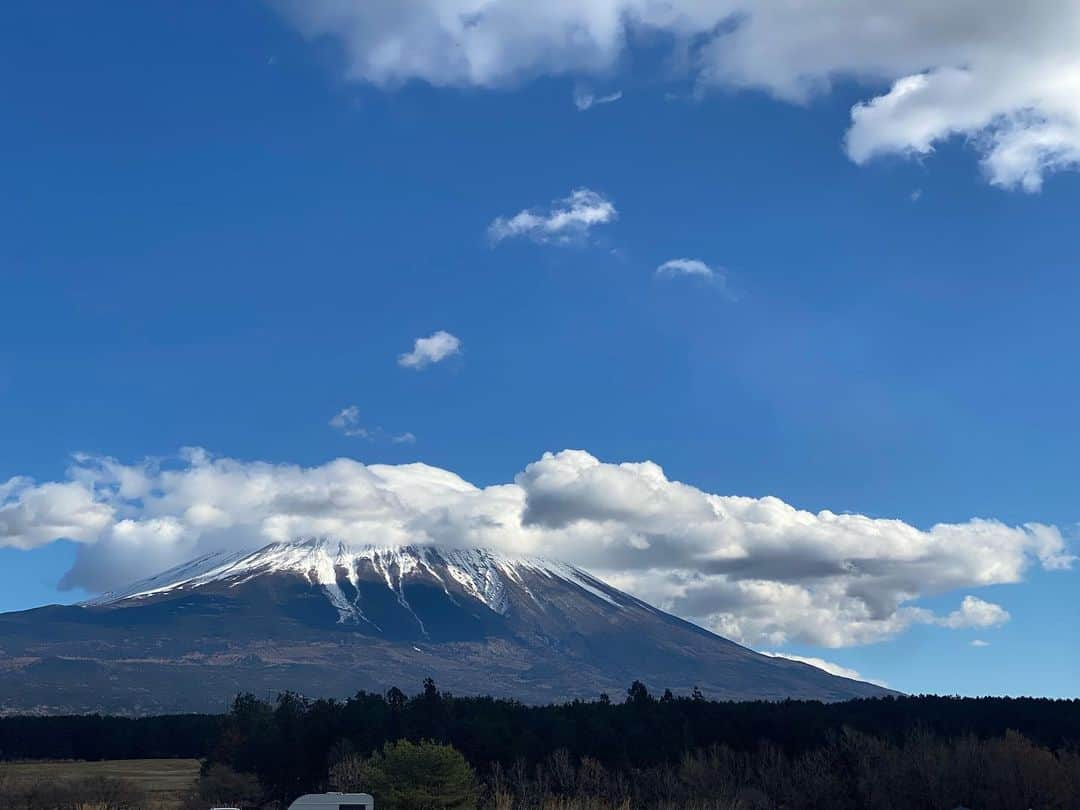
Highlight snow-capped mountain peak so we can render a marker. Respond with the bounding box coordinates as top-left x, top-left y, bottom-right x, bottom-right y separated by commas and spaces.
89, 538, 622, 625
